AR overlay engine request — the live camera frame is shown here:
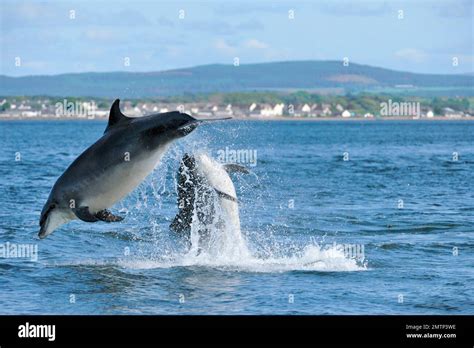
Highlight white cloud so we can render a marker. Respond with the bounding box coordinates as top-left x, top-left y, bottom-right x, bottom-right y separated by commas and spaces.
319, 1, 391, 16
395, 48, 427, 63
214, 39, 237, 55
244, 39, 269, 49
84, 29, 116, 41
